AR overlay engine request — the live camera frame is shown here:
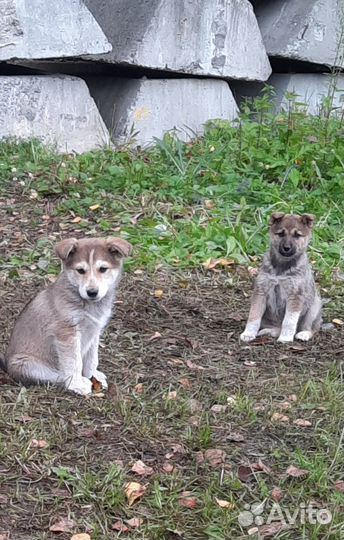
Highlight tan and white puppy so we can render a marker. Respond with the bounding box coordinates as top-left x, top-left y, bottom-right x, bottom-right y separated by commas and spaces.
2, 237, 132, 395
240, 213, 321, 343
